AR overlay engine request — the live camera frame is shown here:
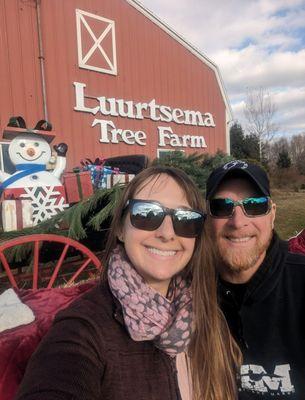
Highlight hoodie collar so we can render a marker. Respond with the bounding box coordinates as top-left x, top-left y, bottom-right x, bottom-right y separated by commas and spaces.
243, 233, 288, 304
